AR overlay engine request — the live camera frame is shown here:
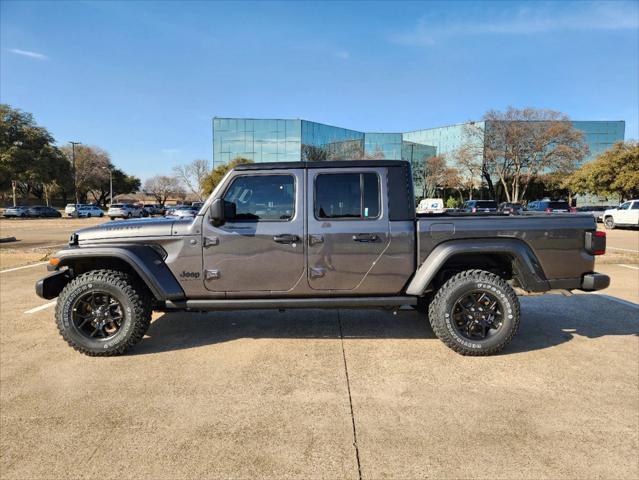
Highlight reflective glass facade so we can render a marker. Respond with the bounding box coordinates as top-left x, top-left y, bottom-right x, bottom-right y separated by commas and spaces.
213, 117, 625, 201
